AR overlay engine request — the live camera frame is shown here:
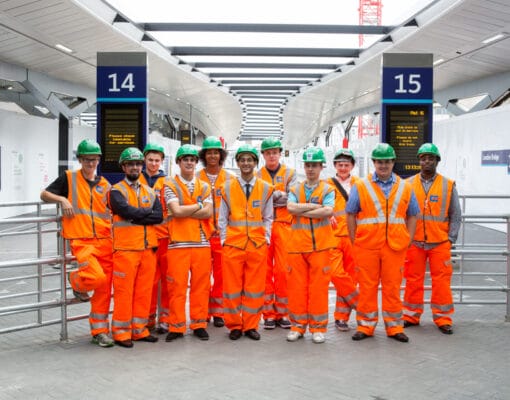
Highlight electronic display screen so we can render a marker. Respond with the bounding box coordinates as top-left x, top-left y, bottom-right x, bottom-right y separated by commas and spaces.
385, 105, 430, 177
99, 103, 143, 173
